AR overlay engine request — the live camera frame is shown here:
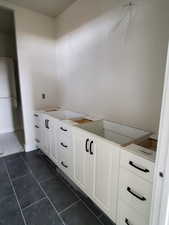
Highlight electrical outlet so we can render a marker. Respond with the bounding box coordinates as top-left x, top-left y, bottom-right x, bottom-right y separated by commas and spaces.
42, 93, 46, 99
